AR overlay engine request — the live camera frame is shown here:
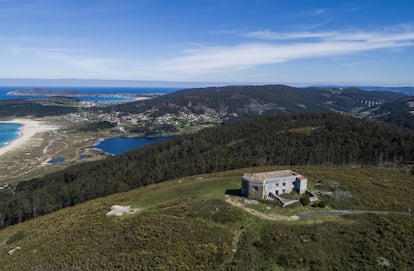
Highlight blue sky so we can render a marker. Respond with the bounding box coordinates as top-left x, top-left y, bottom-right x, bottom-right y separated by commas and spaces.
1, 0, 414, 85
